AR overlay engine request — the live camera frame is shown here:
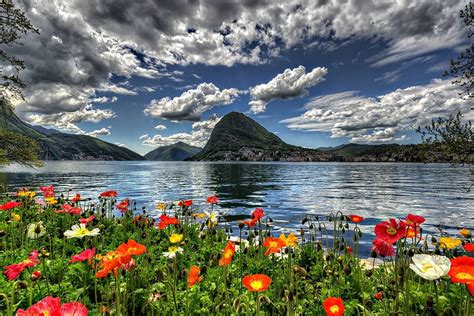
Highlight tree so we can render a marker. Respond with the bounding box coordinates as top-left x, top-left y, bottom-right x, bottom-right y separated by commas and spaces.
445, 2, 473, 99
0, 0, 42, 167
